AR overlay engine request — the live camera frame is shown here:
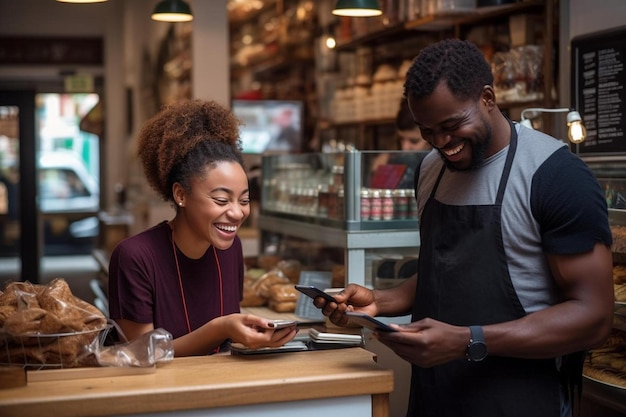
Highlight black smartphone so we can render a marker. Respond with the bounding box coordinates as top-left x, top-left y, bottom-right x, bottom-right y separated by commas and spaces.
268, 319, 297, 330
294, 285, 337, 303
344, 312, 398, 332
